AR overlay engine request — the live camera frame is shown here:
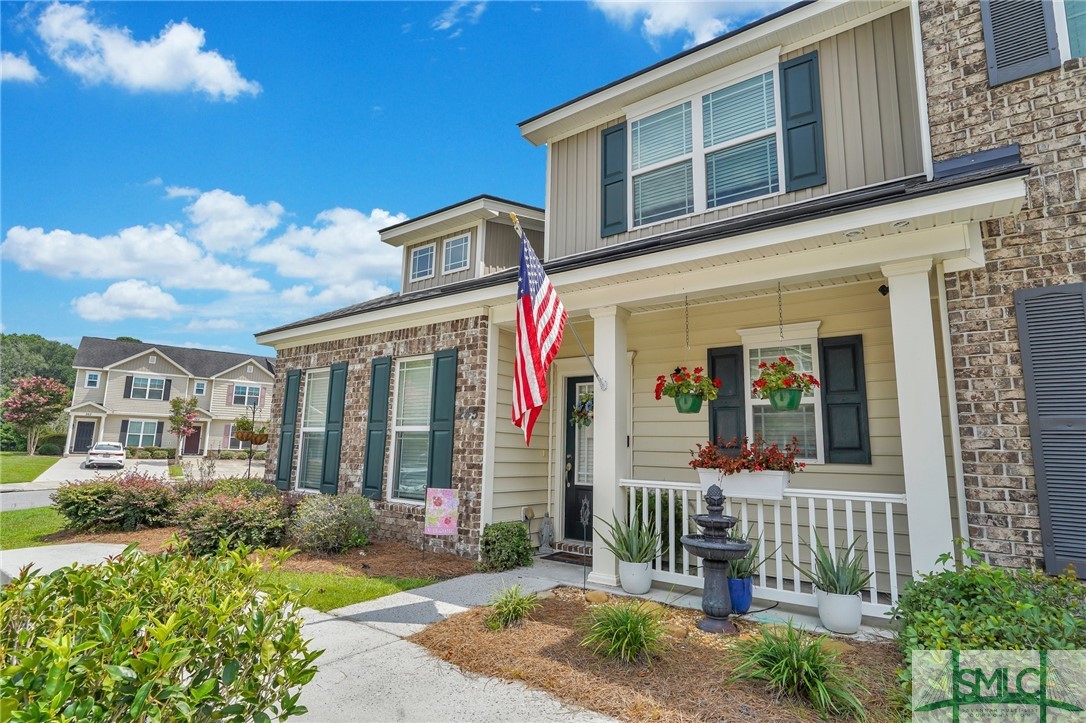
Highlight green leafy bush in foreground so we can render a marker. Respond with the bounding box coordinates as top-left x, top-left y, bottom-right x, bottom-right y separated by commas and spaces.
177, 494, 287, 556
478, 522, 533, 572
52, 474, 178, 531
0, 544, 321, 721
290, 494, 376, 554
